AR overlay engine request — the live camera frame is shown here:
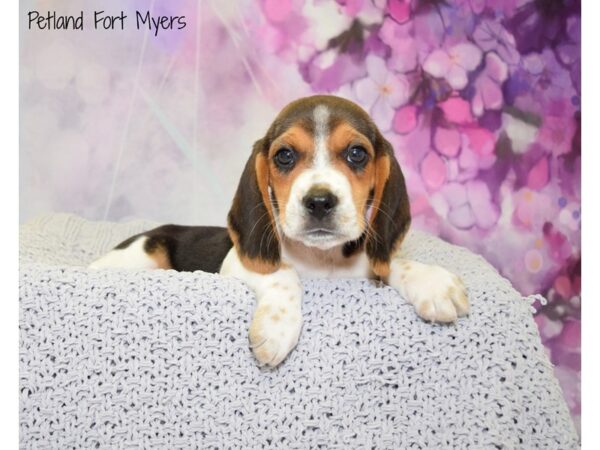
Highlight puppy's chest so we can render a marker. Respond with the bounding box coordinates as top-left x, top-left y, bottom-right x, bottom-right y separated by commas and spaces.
280, 240, 372, 279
